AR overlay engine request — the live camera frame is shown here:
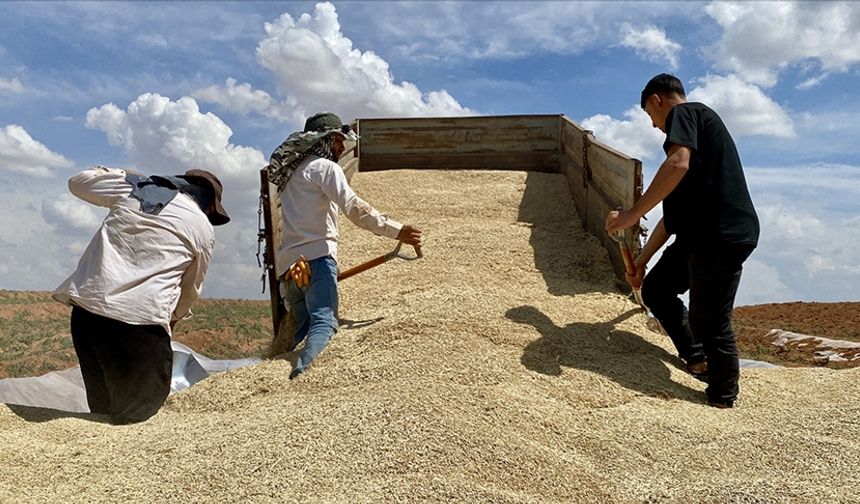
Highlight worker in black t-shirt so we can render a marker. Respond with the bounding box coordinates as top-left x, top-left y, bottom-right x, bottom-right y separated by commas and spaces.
605, 73, 759, 409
